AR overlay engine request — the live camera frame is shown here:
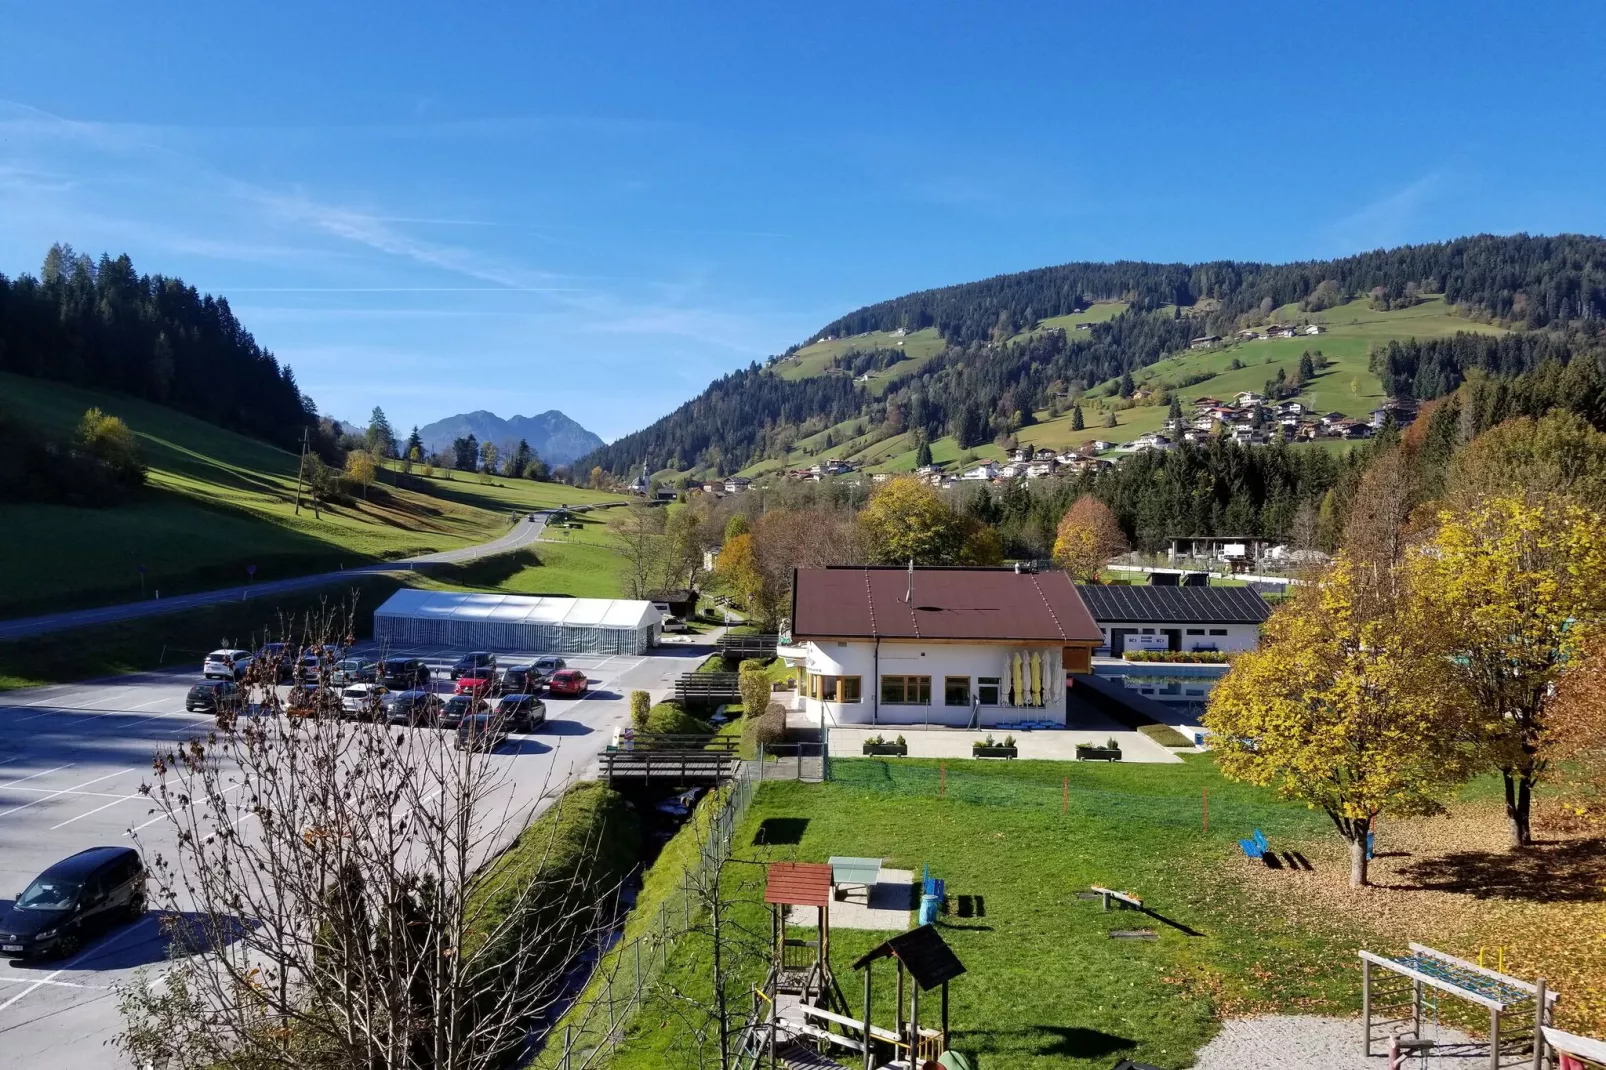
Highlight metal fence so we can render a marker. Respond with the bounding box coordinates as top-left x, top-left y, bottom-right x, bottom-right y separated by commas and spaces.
534, 760, 760, 1070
